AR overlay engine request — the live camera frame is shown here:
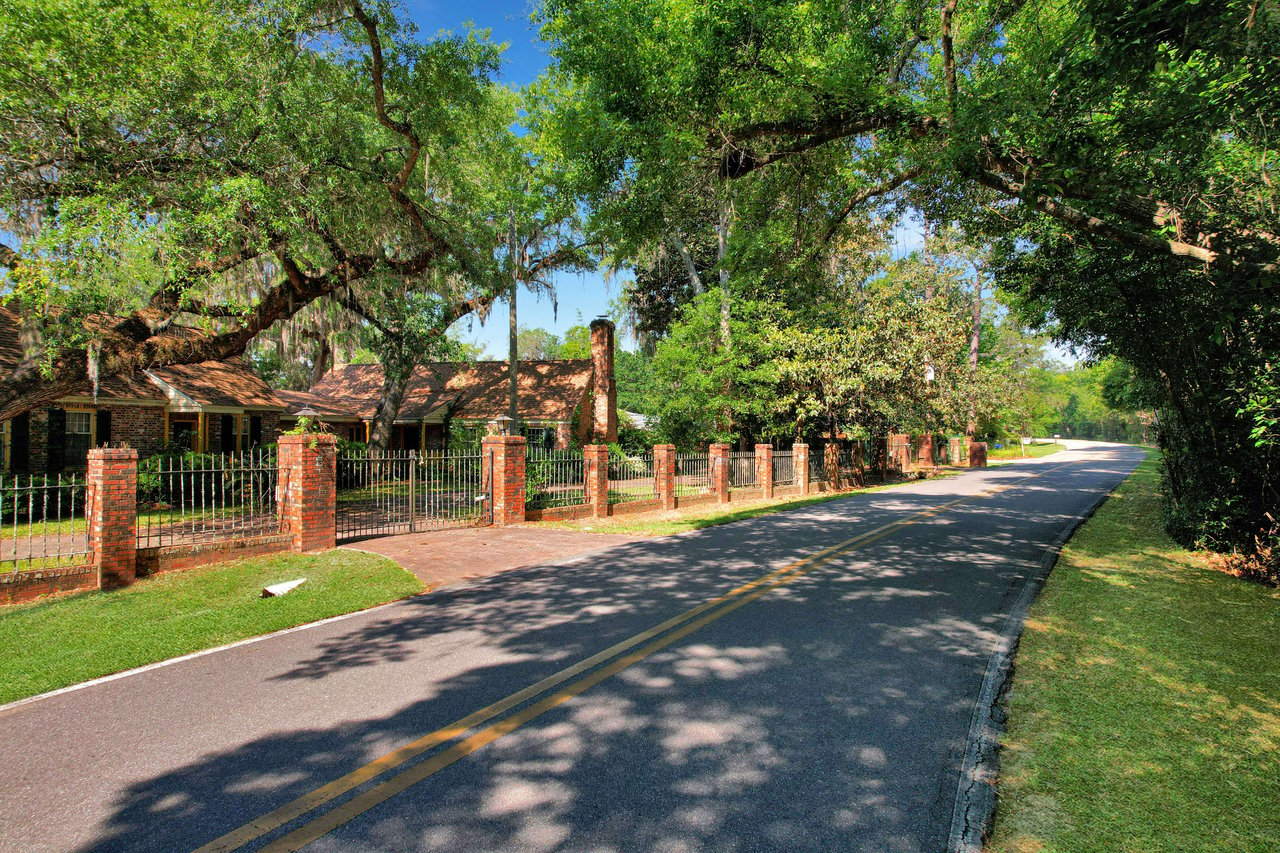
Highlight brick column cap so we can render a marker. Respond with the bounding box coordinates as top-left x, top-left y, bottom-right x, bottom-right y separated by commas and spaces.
88, 447, 138, 461
279, 433, 338, 447
482, 435, 529, 448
